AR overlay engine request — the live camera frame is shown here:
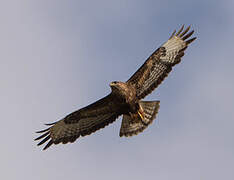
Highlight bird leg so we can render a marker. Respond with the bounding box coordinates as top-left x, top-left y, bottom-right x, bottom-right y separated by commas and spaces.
129, 105, 145, 123
137, 106, 145, 121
